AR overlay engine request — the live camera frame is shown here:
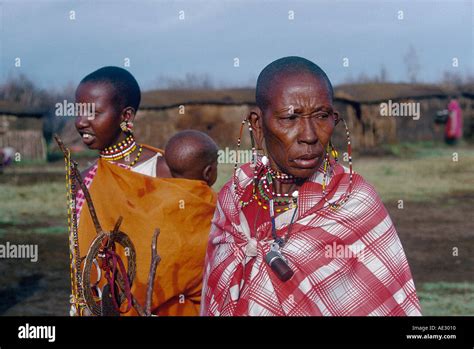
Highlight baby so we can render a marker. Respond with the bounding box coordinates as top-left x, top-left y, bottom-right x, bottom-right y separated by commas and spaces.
156, 130, 218, 187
